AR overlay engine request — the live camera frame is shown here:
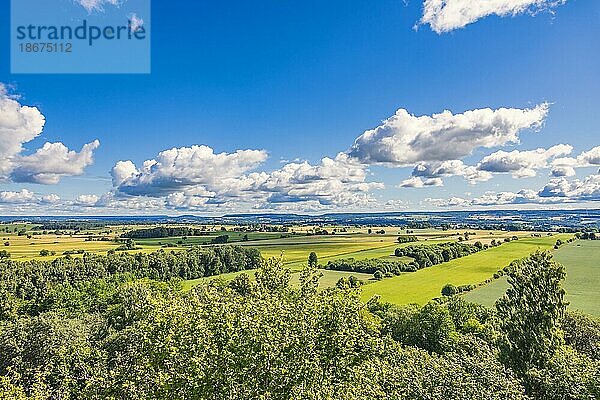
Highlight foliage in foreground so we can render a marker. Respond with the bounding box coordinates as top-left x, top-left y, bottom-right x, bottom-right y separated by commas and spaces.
0, 252, 598, 399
